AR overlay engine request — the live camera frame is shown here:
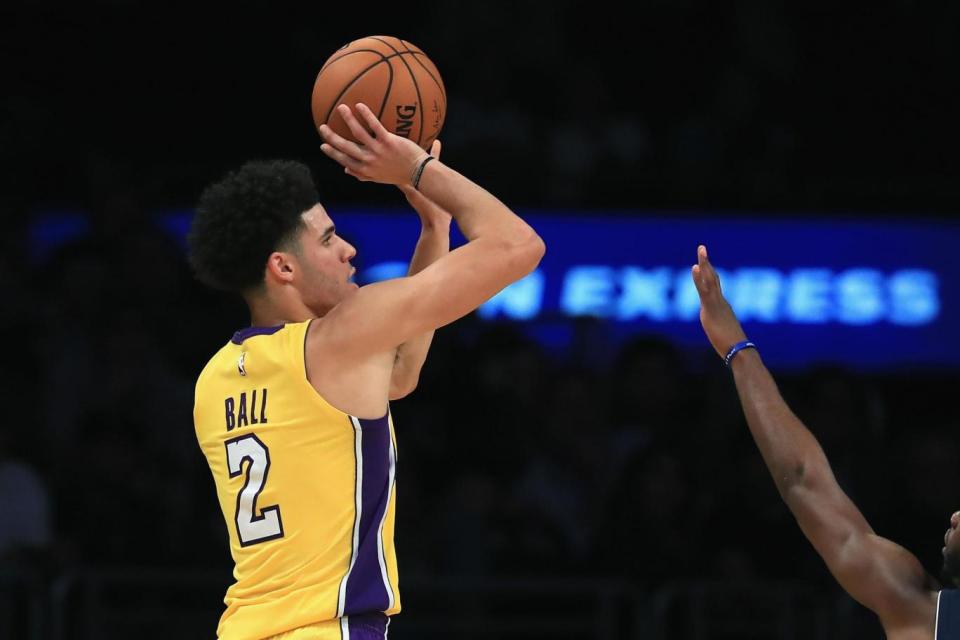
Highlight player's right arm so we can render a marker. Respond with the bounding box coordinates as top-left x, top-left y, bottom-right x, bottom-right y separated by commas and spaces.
316, 103, 545, 357
692, 245, 937, 632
